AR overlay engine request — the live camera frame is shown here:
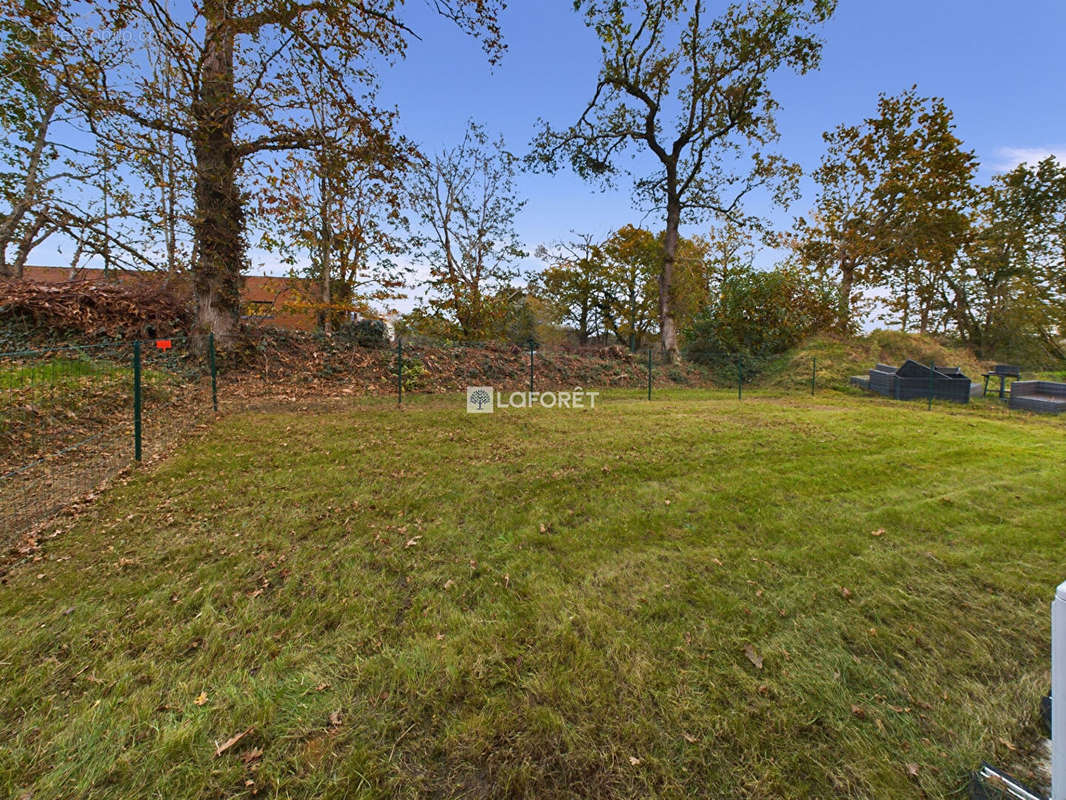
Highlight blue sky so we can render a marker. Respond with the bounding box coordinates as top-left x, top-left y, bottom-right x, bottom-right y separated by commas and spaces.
357, 0, 1066, 279
31, 1, 1066, 285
